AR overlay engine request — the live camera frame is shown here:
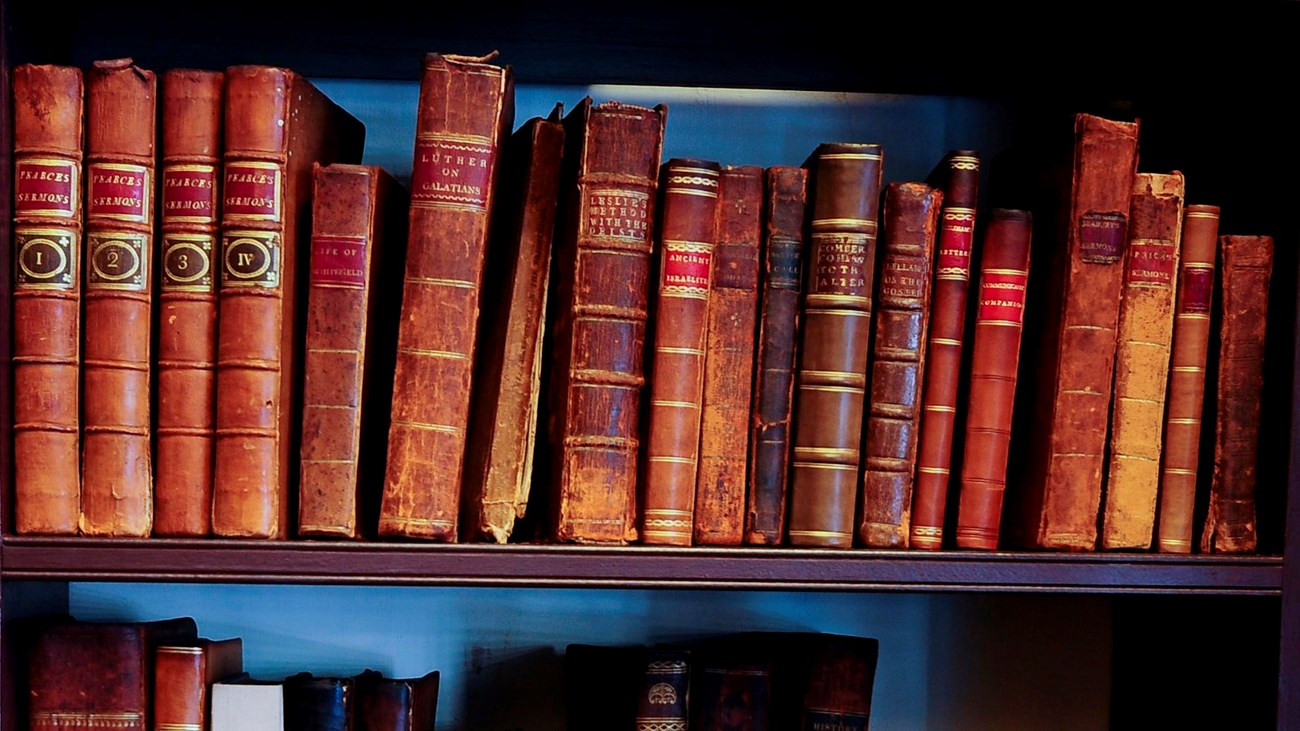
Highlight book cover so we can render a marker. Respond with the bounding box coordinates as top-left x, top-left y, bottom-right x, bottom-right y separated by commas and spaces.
153, 637, 244, 731
636, 649, 691, 731
689, 638, 773, 731
797, 634, 878, 730
284, 672, 356, 731
211, 676, 283, 731
354, 669, 440, 731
